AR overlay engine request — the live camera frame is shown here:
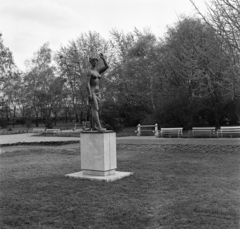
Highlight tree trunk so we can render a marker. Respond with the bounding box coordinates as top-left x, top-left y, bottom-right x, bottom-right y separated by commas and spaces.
54, 113, 57, 126
214, 104, 220, 129
68, 111, 73, 122
79, 111, 83, 123
211, 94, 220, 129
65, 110, 68, 123
75, 114, 79, 122
13, 106, 16, 119
22, 106, 25, 126
150, 74, 156, 111
35, 112, 39, 127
